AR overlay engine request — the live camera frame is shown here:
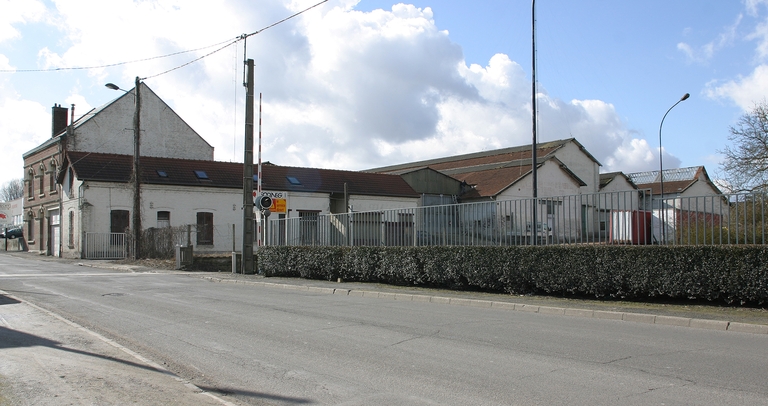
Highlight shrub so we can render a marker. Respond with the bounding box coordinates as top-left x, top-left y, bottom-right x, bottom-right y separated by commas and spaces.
256, 245, 768, 305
